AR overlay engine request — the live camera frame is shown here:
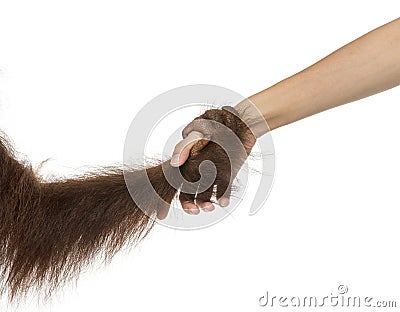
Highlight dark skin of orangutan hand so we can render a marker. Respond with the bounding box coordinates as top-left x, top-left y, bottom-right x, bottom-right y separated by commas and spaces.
172, 107, 256, 214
